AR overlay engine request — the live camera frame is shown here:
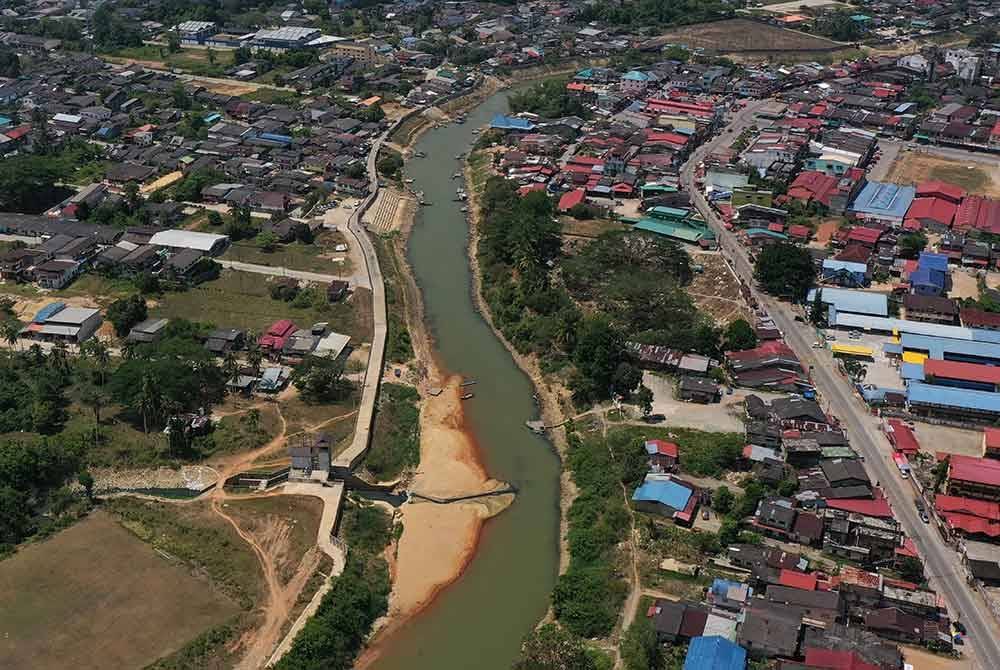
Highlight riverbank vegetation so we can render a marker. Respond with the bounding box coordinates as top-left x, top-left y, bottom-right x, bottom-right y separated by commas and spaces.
275, 500, 391, 670
365, 383, 420, 480
476, 176, 717, 407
